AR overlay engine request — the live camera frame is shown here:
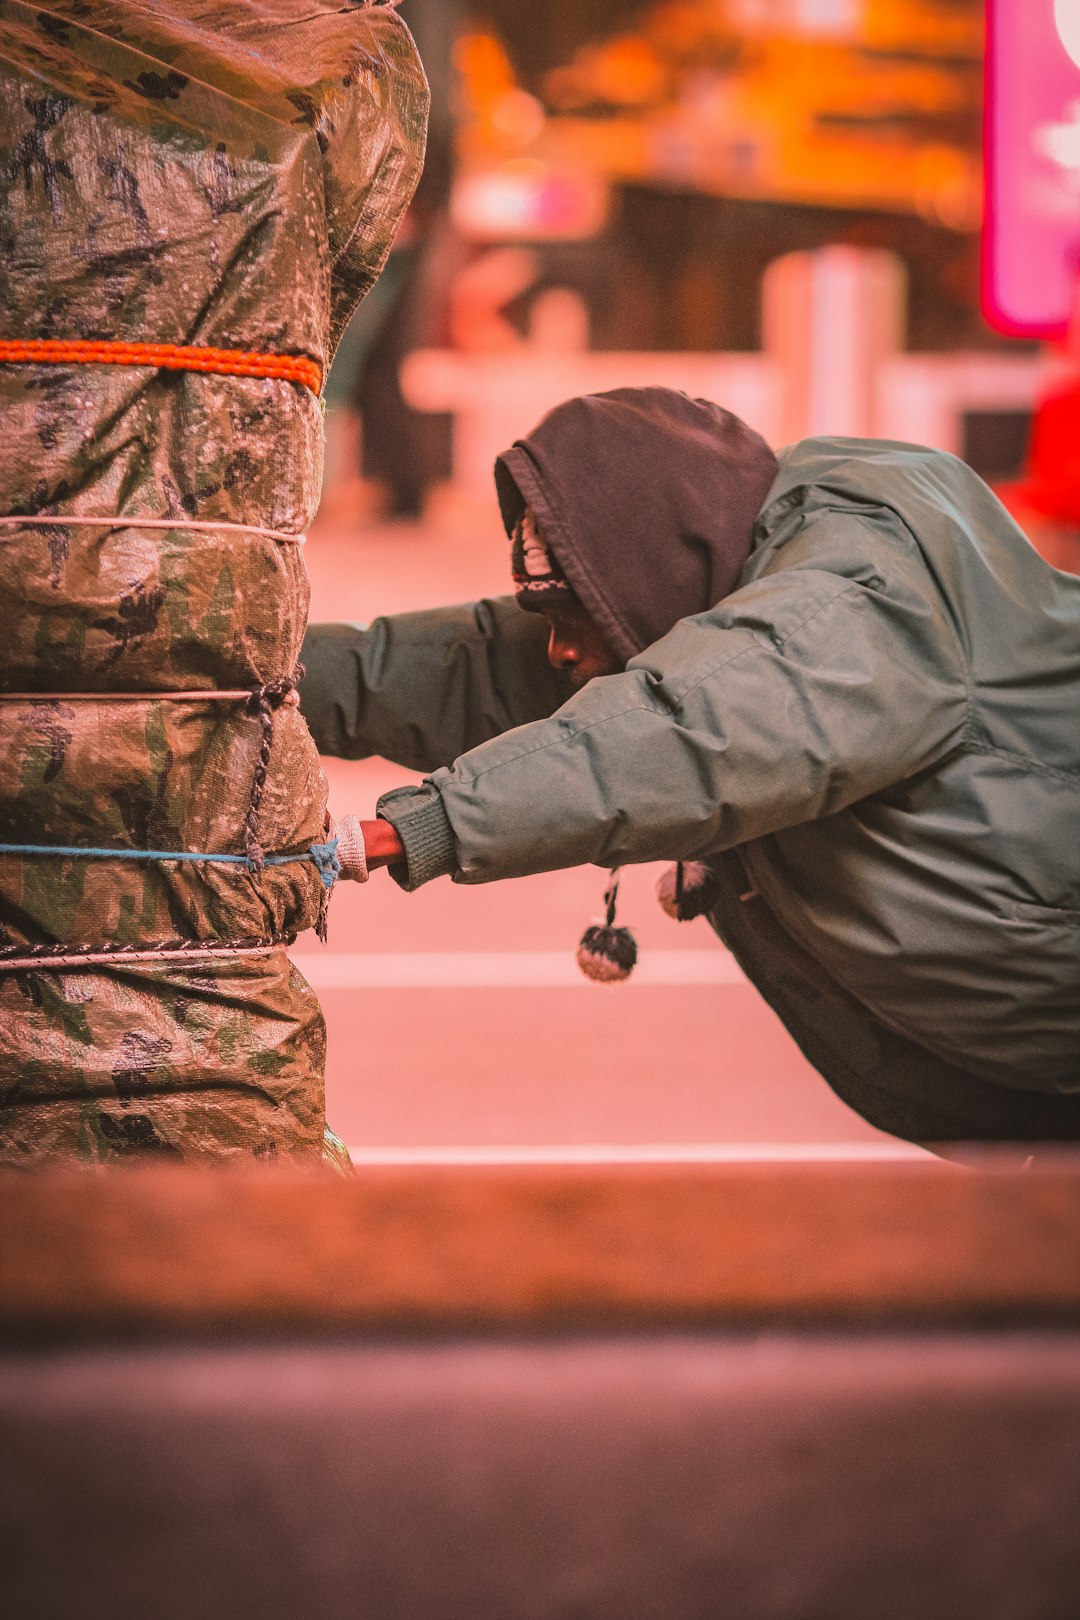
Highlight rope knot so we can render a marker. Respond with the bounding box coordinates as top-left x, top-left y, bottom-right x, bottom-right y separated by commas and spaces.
307, 838, 341, 891
247, 669, 301, 718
